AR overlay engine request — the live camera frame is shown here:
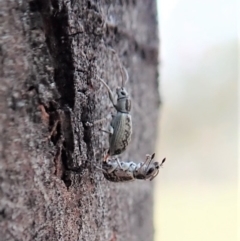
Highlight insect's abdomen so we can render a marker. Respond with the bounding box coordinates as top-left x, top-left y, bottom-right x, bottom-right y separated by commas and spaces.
109, 113, 132, 156
103, 172, 133, 182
